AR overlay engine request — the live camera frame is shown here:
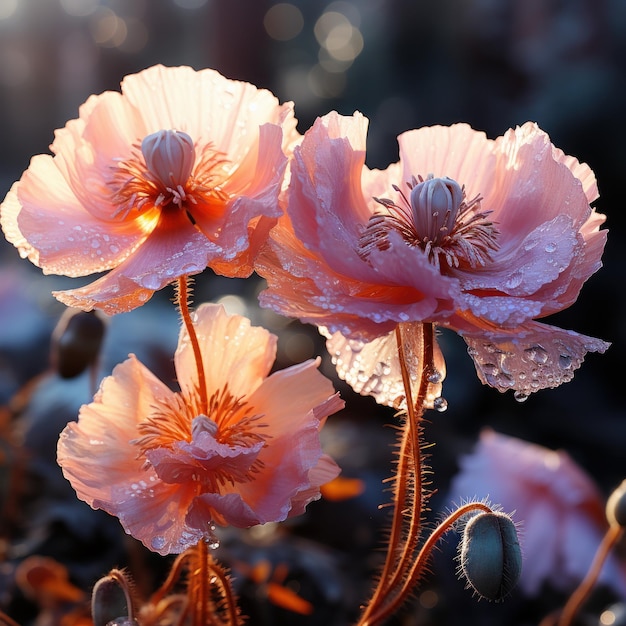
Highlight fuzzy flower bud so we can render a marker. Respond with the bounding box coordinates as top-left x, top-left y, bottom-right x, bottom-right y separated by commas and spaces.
410, 175, 463, 242
606, 479, 626, 528
459, 511, 522, 601
91, 570, 137, 626
141, 129, 196, 188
